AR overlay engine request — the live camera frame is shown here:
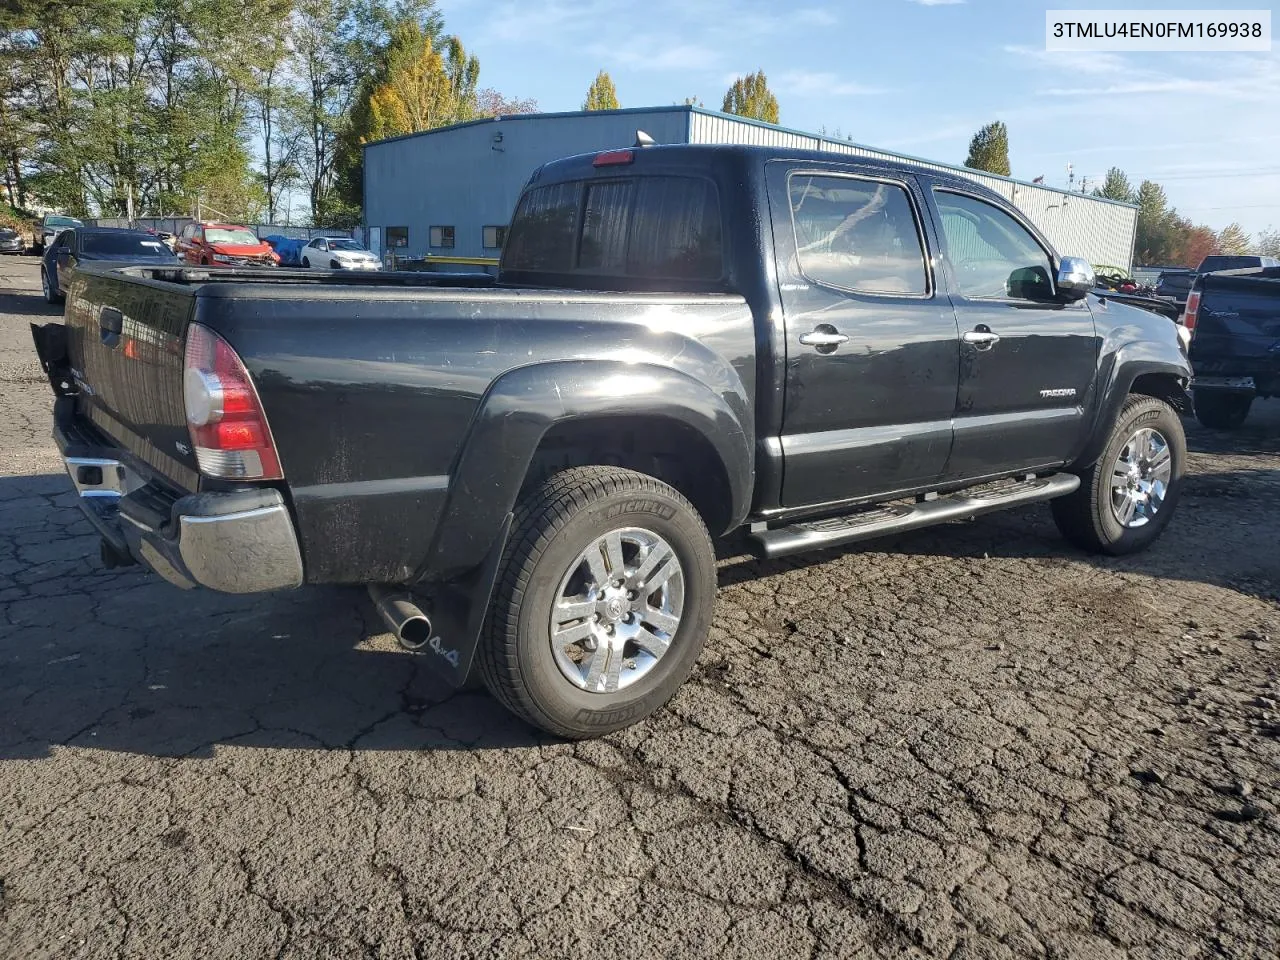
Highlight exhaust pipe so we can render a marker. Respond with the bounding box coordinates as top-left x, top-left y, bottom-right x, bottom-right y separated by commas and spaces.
368, 584, 432, 651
